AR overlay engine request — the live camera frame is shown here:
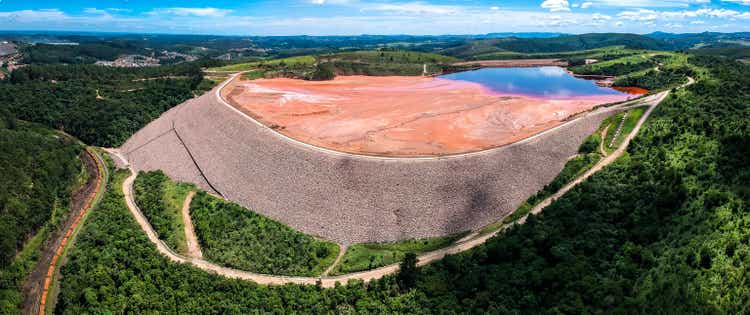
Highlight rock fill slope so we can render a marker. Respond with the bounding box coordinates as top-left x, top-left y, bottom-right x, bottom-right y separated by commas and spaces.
120, 77, 632, 244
